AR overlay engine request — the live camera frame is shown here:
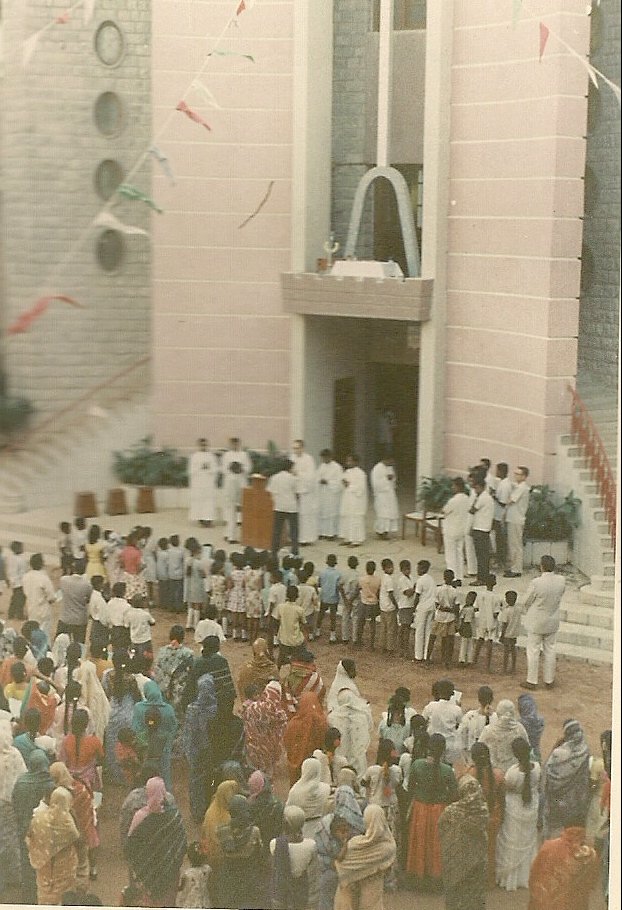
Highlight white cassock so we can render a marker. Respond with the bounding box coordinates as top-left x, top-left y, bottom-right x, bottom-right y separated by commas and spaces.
188, 450, 218, 522
290, 452, 318, 544
221, 449, 252, 541
316, 460, 344, 538
370, 462, 399, 534
339, 467, 368, 545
